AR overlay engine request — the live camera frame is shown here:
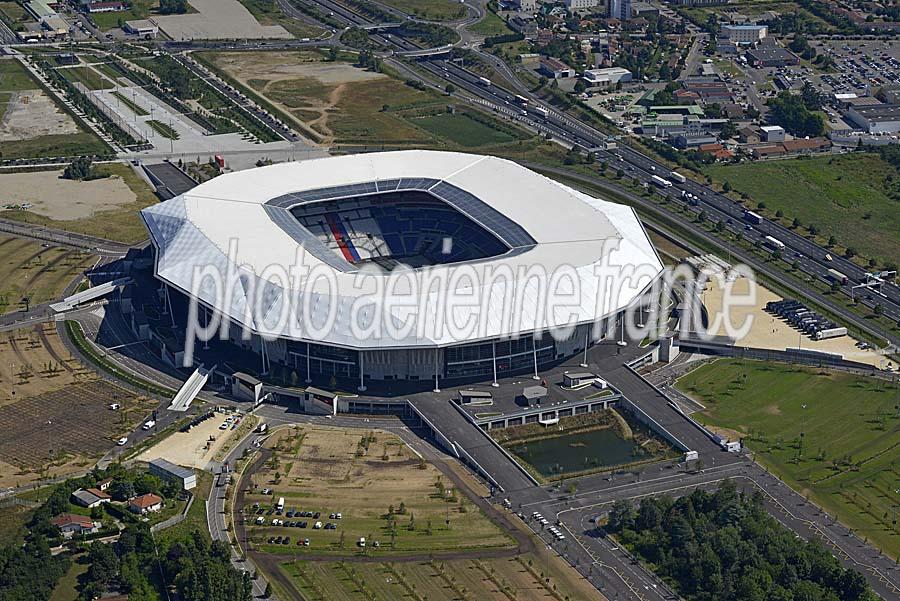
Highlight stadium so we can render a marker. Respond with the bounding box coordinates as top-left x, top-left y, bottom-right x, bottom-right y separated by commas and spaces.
141, 151, 664, 390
